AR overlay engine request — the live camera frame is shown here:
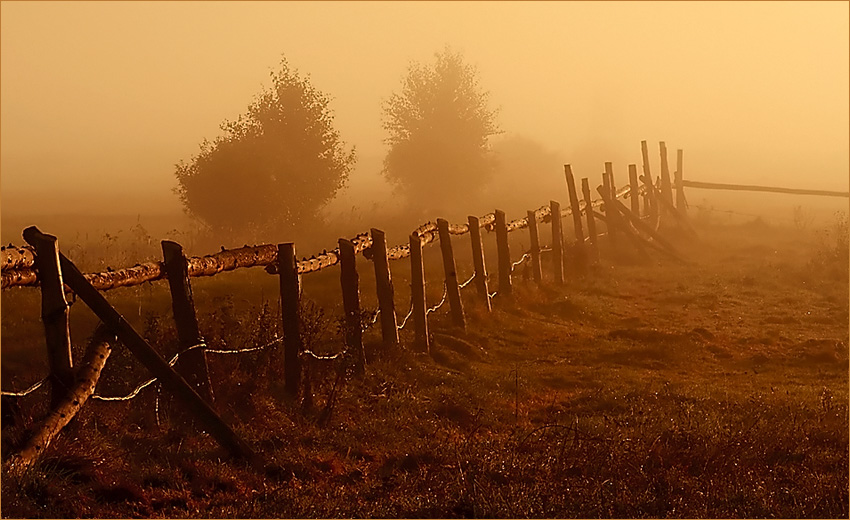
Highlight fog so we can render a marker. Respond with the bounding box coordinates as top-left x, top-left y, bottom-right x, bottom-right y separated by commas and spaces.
1, 2, 847, 243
